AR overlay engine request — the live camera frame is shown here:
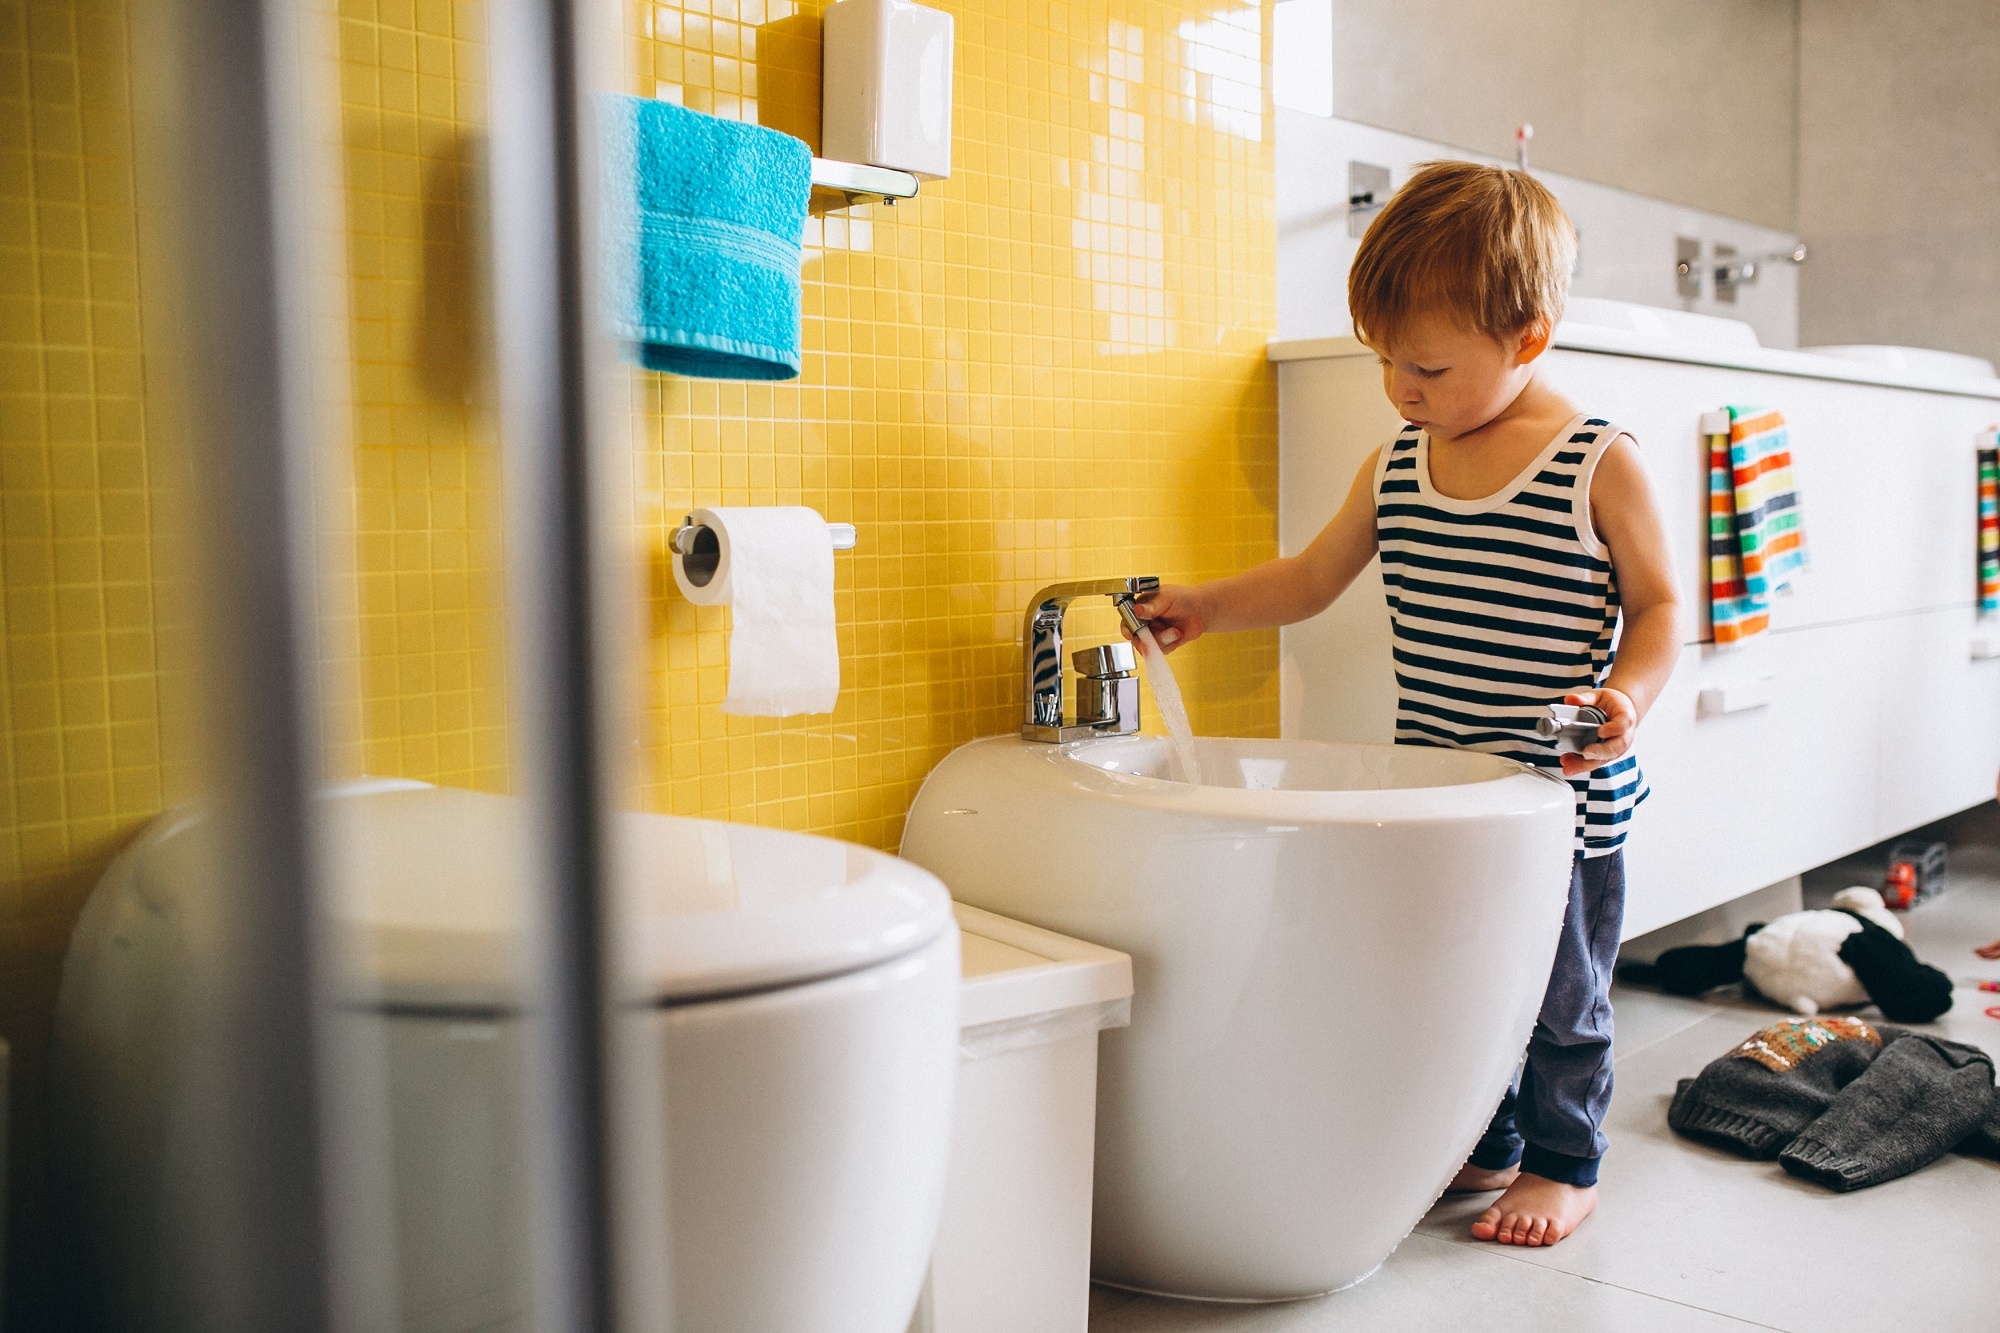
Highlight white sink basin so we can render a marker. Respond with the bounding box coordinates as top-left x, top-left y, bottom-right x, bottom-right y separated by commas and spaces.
1802, 343, 1998, 381
902, 734, 1575, 1301
1560, 296, 1761, 348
